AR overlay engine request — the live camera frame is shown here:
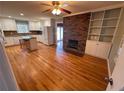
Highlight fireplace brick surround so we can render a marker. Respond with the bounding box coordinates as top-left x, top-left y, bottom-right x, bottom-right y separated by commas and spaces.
63, 13, 90, 56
